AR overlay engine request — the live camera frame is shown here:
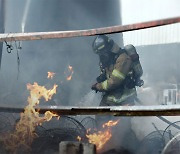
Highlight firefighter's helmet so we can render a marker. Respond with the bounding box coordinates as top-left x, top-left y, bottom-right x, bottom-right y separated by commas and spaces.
92, 35, 115, 55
